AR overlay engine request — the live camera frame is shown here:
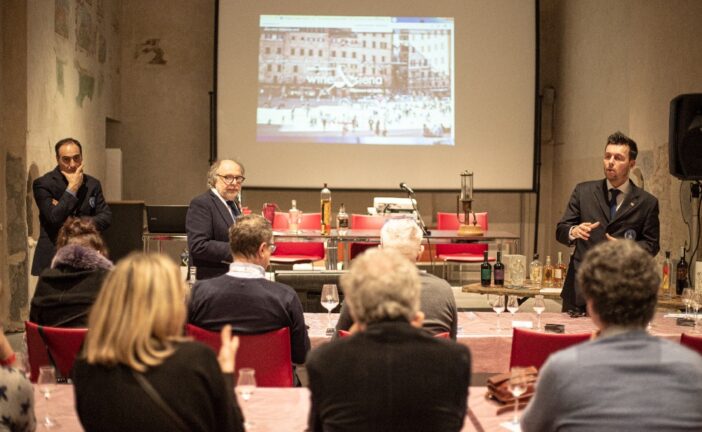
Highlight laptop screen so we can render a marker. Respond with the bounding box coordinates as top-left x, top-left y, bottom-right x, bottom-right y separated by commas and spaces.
145, 205, 188, 233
